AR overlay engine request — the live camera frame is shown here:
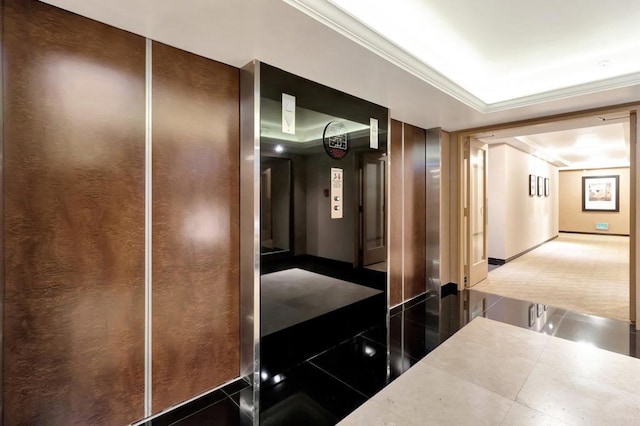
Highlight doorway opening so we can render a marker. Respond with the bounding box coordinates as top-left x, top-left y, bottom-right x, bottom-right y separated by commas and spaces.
460, 107, 637, 324
253, 63, 391, 424
359, 151, 387, 270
